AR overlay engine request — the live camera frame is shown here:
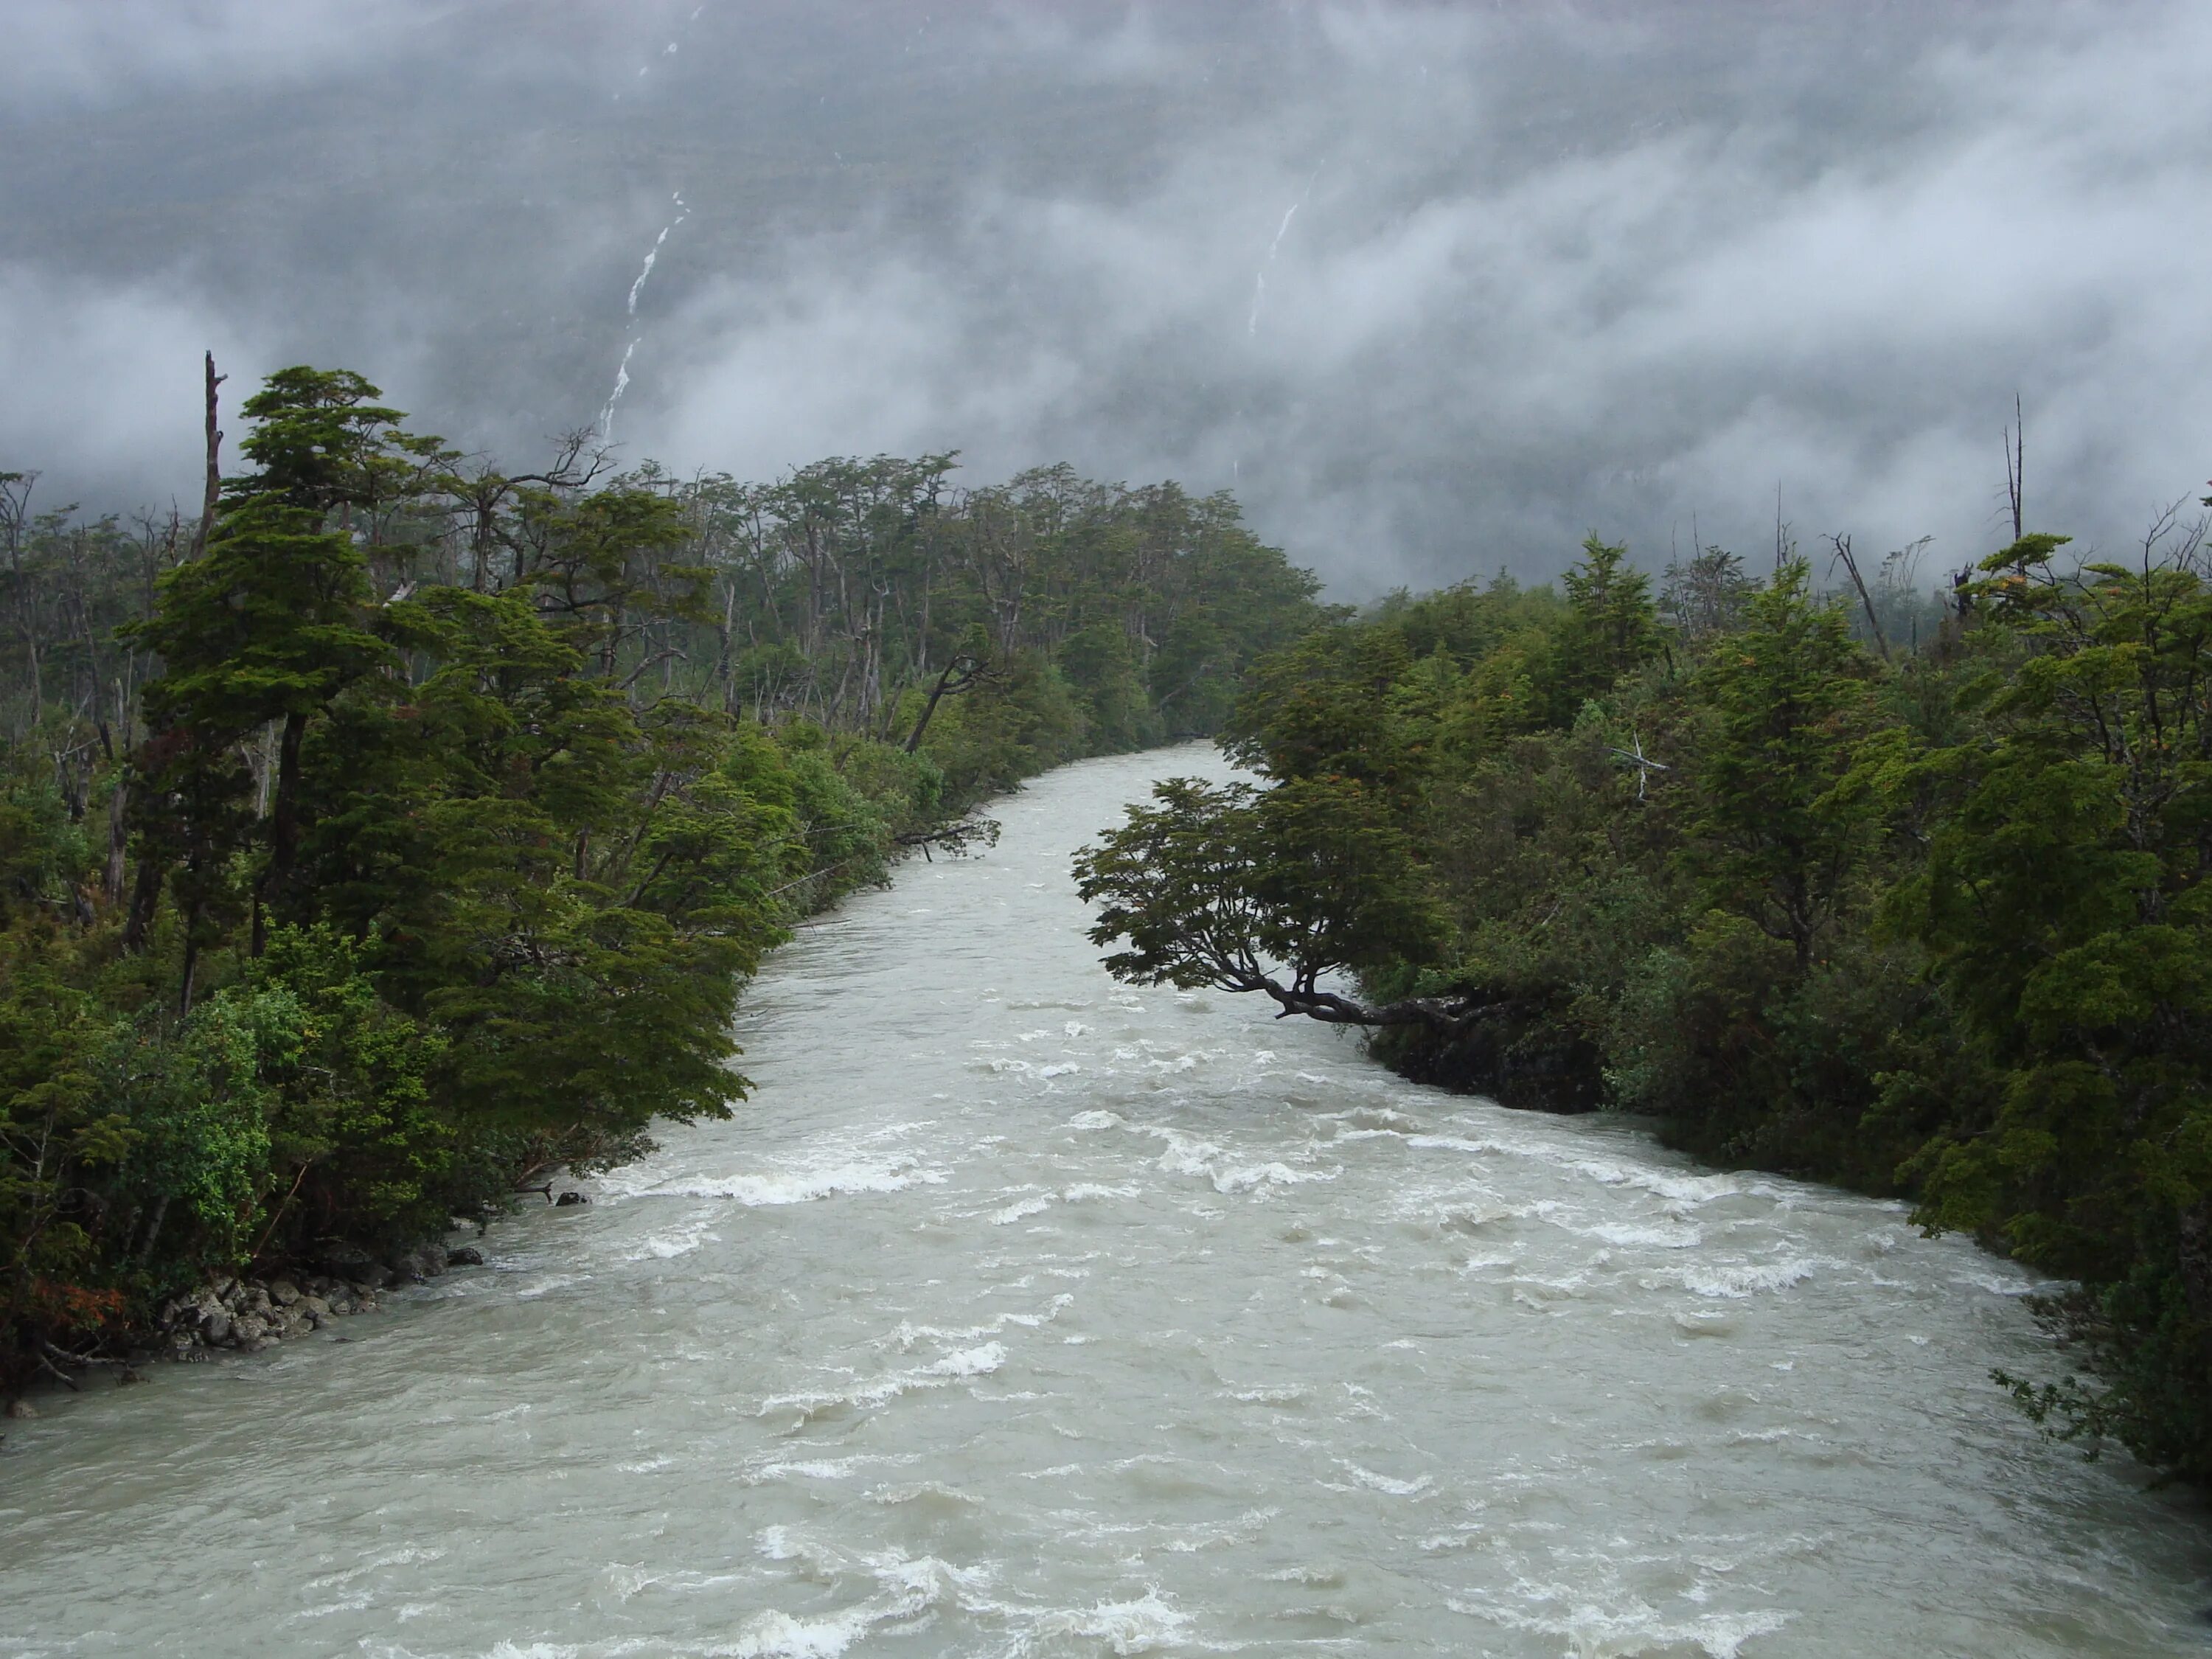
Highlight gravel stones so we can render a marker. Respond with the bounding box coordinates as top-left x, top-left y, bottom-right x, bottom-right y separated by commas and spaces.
124, 1236, 491, 1373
